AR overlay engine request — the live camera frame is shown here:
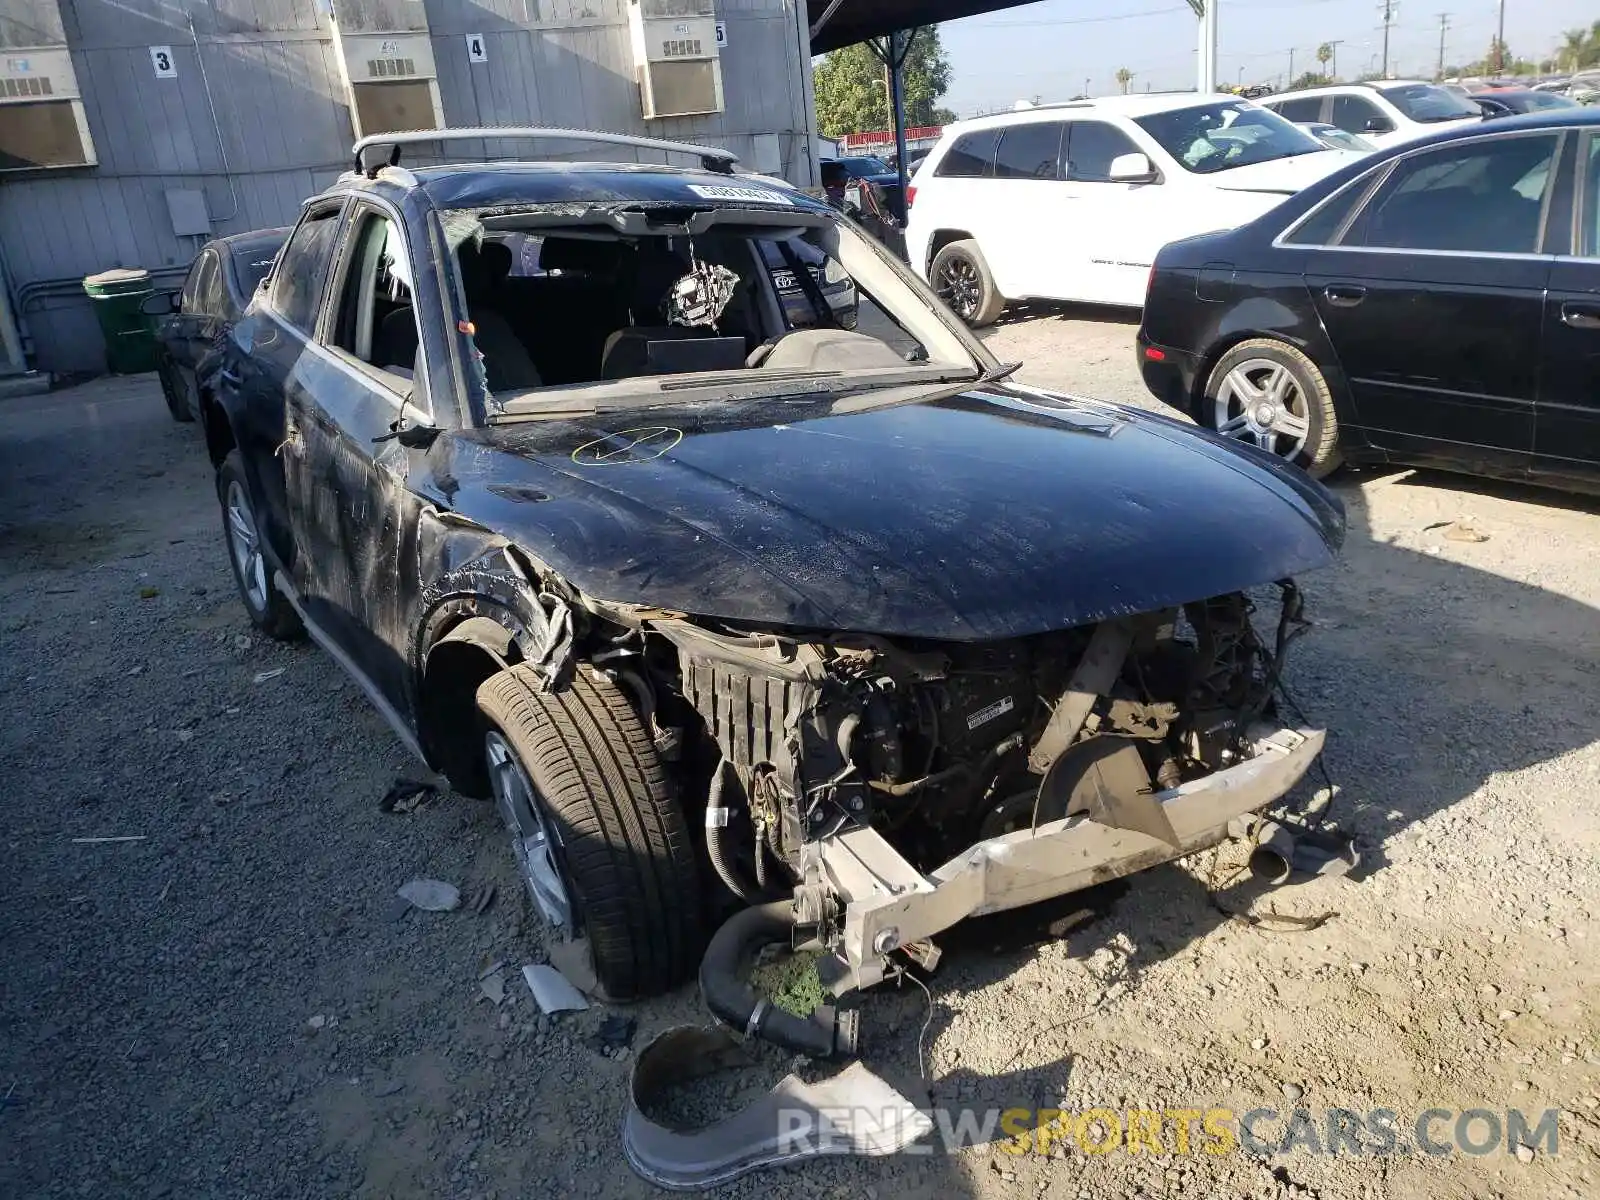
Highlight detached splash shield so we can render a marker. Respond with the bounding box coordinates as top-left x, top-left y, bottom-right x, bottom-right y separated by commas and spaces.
815, 724, 1325, 992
